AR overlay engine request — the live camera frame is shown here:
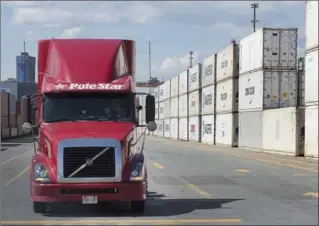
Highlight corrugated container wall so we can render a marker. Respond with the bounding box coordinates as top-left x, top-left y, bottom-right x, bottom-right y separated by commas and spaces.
305, 105, 318, 158
201, 84, 215, 115
170, 118, 179, 139
164, 99, 170, 118
178, 94, 188, 117
155, 102, 159, 120
158, 84, 165, 102
170, 97, 178, 118
216, 78, 238, 114
239, 70, 297, 112
163, 80, 171, 100
238, 111, 263, 150
188, 63, 202, 92
178, 70, 188, 96
158, 101, 164, 119
305, 49, 318, 105
202, 54, 216, 88
155, 119, 164, 137
179, 117, 188, 140
170, 76, 179, 98
188, 90, 201, 116
239, 28, 298, 75
201, 115, 215, 145
164, 119, 170, 138
305, 1, 318, 51
216, 43, 239, 83
215, 113, 238, 147
188, 116, 201, 142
